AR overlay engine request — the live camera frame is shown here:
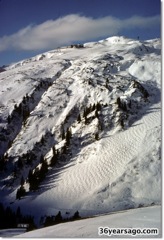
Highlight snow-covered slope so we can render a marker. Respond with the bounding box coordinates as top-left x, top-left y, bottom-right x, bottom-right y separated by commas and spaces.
0, 36, 161, 225
16, 206, 161, 238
